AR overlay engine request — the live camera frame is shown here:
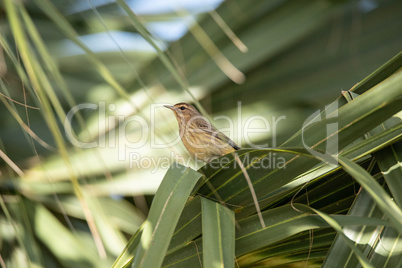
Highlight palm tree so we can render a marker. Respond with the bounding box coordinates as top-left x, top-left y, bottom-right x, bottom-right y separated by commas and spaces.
1, 0, 401, 267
